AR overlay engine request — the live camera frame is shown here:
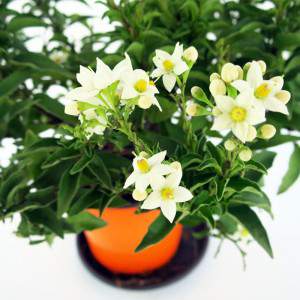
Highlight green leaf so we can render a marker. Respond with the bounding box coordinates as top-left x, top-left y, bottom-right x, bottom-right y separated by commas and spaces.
274, 33, 300, 50
88, 156, 112, 189
229, 205, 273, 258
135, 213, 176, 252
70, 154, 94, 175
26, 208, 64, 238
7, 16, 47, 32
147, 96, 177, 123
0, 71, 28, 98
191, 86, 213, 107
67, 211, 106, 233
278, 144, 300, 194
252, 135, 300, 150
57, 168, 81, 216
